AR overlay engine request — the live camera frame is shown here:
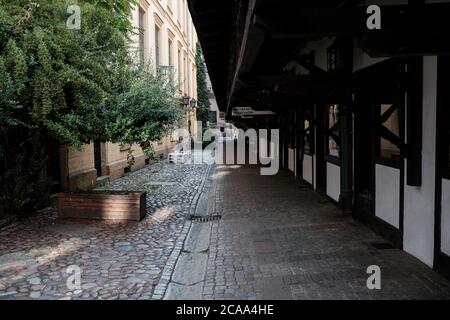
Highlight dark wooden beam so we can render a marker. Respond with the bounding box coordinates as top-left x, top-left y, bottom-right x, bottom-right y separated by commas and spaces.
405, 58, 423, 186
253, 3, 450, 56
233, 91, 313, 109
226, 0, 266, 116
195, 7, 229, 19
253, 6, 365, 39
237, 70, 412, 100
